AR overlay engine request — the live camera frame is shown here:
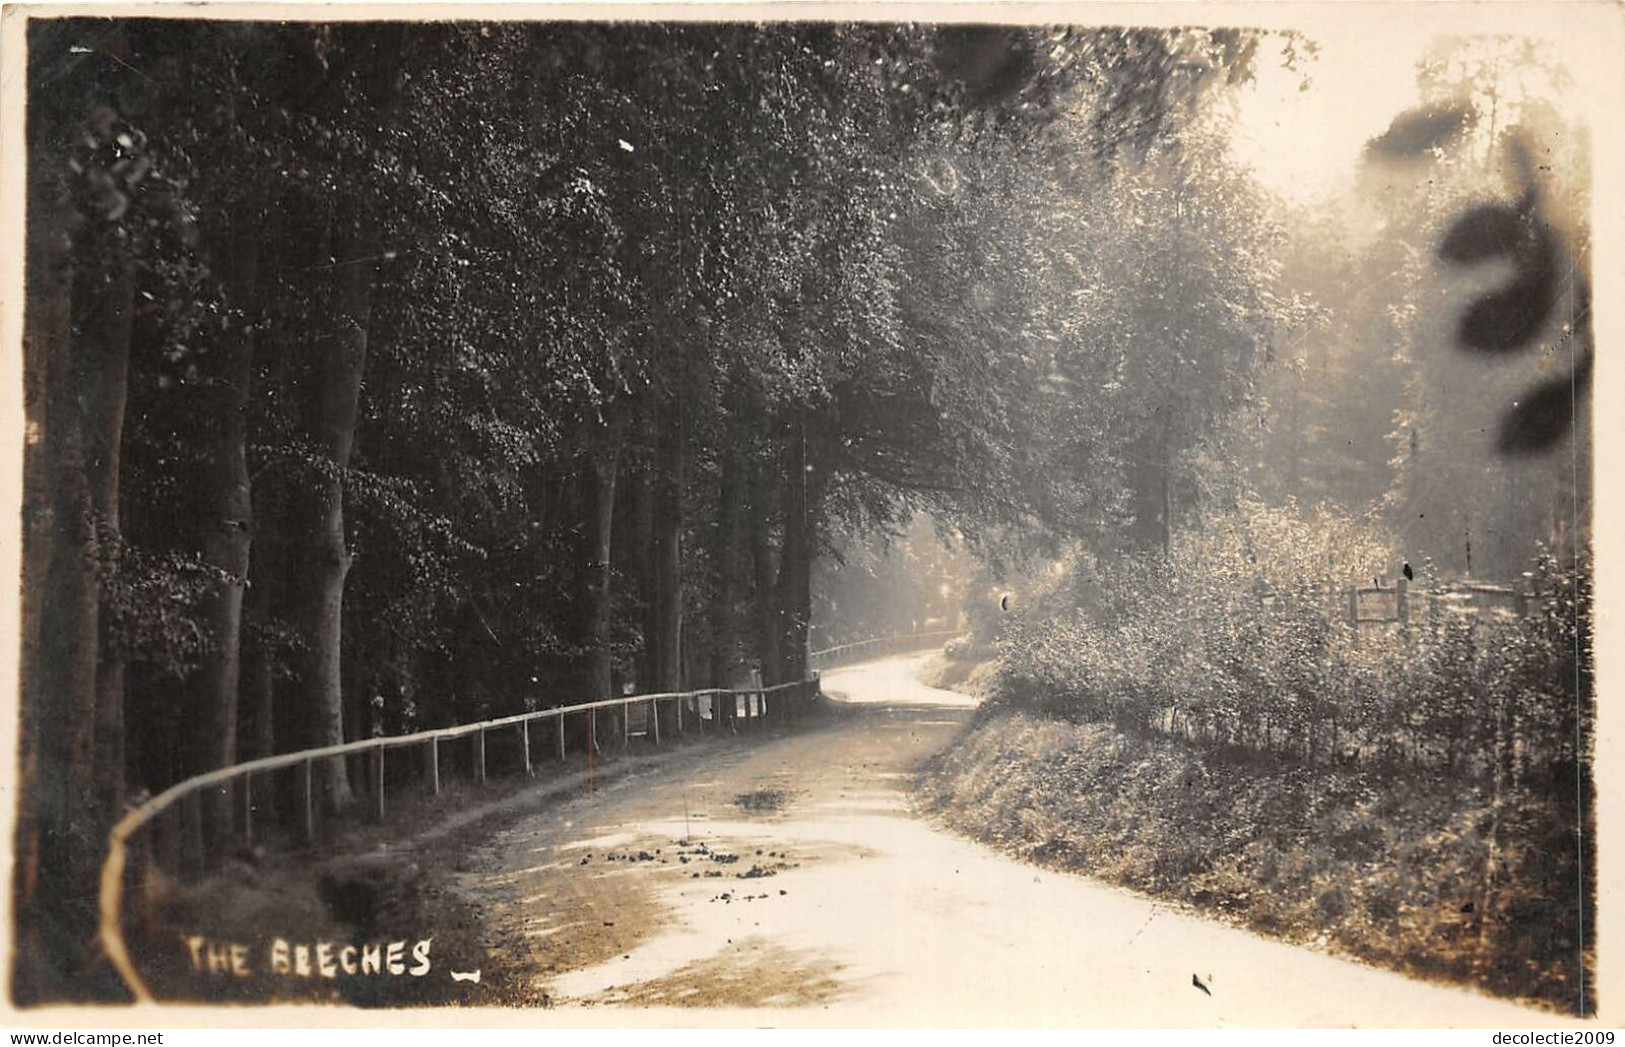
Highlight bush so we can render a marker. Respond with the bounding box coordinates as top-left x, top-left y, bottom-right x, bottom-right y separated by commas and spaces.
995, 499, 1591, 786
974, 500, 1594, 1013
919, 710, 1592, 1013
